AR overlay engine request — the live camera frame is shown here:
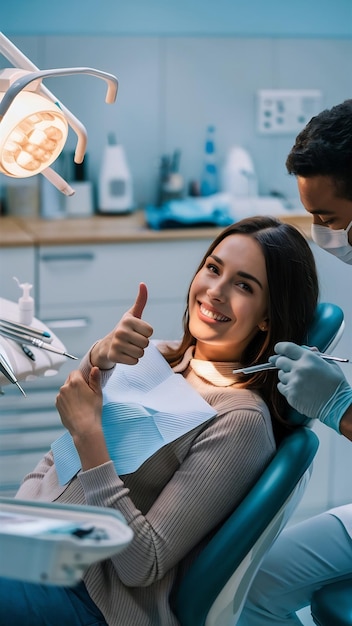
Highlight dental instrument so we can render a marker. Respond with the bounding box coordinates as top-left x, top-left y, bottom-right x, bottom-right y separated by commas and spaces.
0, 318, 52, 341
0, 327, 78, 360
233, 352, 349, 375
0, 350, 26, 396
